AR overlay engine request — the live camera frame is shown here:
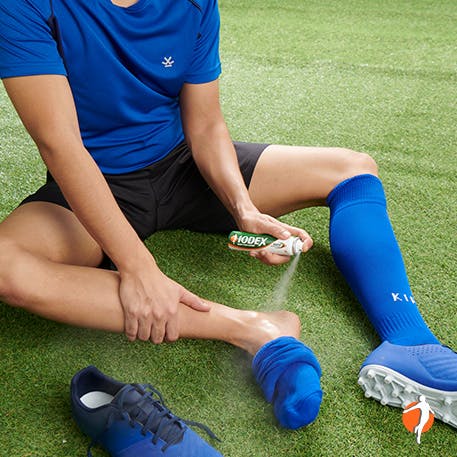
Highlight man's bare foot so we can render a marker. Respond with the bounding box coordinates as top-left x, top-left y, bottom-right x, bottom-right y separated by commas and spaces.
232, 309, 301, 355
